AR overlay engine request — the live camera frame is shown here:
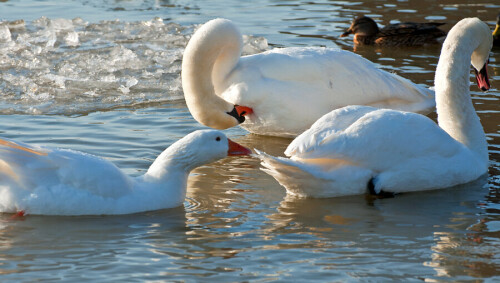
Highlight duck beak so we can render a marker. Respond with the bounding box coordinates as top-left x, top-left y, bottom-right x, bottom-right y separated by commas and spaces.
227, 139, 252, 156
340, 29, 352, 38
493, 23, 500, 37
474, 60, 490, 91
226, 105, 253, 124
